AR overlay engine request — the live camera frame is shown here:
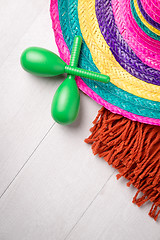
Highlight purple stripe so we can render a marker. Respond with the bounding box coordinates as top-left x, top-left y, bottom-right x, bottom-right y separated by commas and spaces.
137, 0, 160, 30
95, 0, 160, 85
